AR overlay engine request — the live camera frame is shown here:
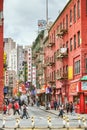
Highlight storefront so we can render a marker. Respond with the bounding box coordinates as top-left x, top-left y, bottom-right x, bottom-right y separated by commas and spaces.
36, 87, 46, 106
69, 78, 87, 114
61, 86, 68, 104
55, 88, 62, 105
69, 81, 80, 113
80, 79, 87, 113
